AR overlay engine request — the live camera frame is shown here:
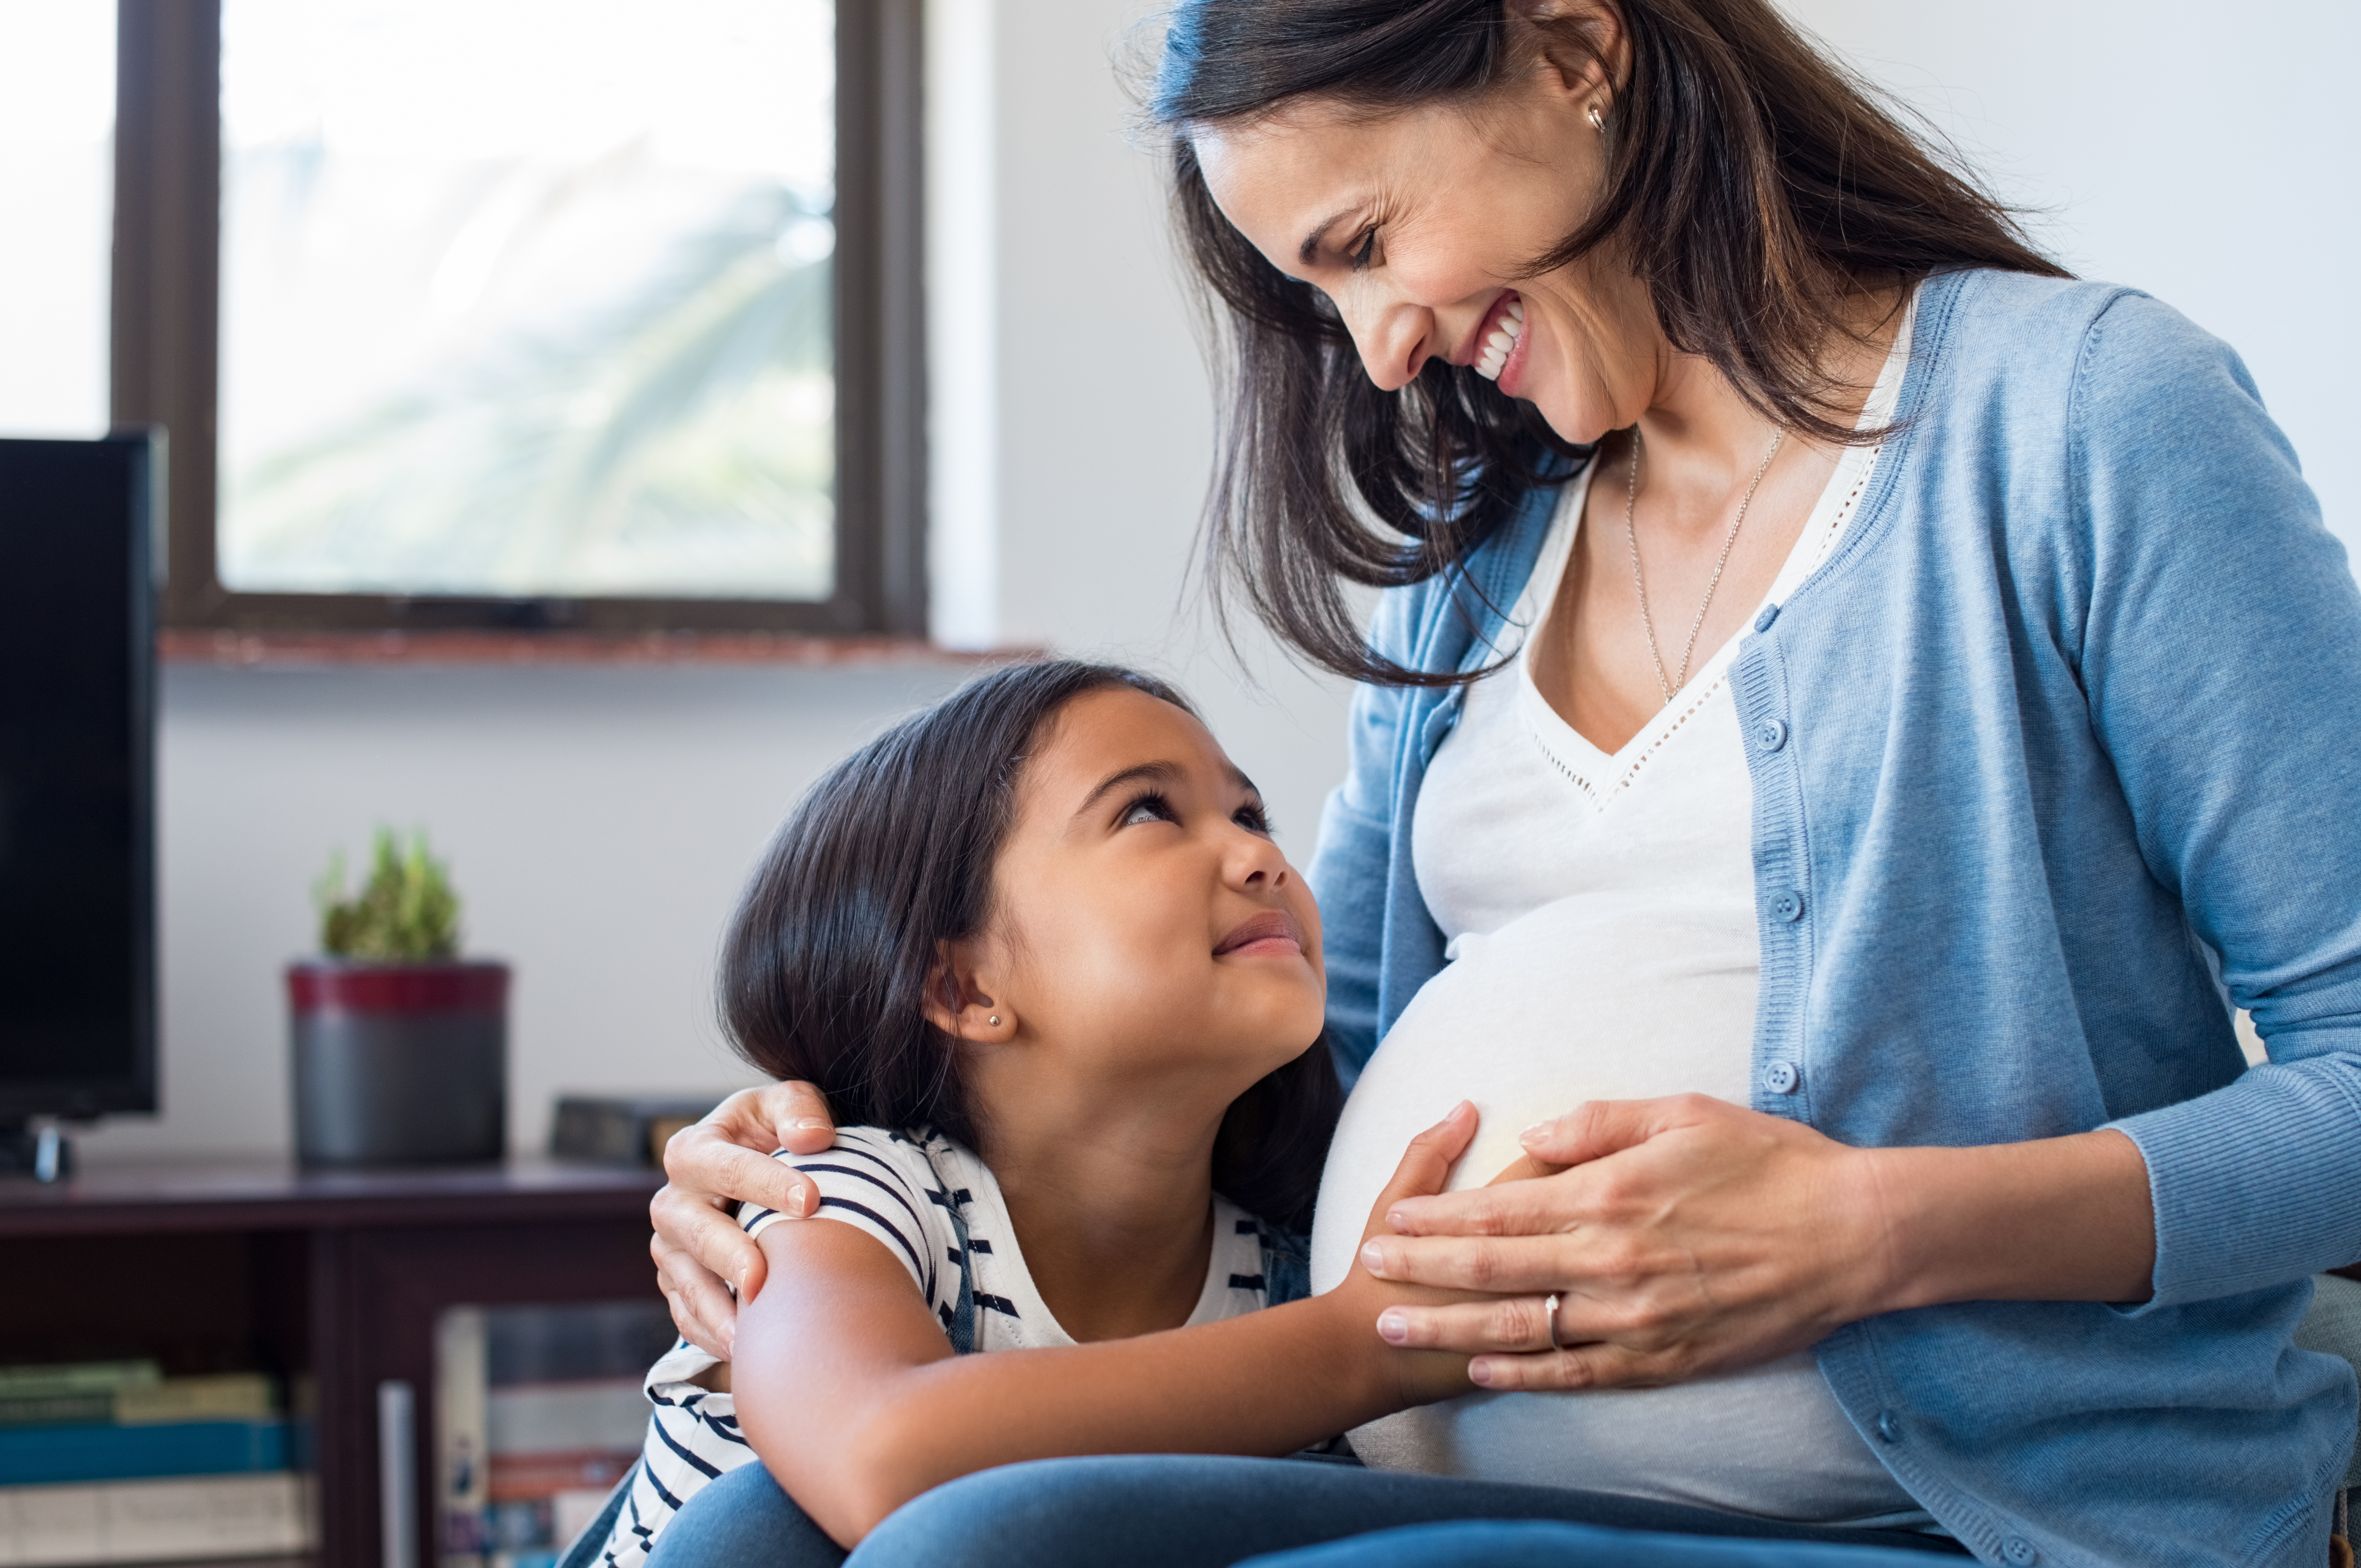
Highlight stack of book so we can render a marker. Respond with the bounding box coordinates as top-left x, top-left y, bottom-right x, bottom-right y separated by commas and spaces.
0, 1360, 314, 1565
437, 1302, 675, 1568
